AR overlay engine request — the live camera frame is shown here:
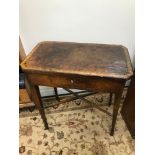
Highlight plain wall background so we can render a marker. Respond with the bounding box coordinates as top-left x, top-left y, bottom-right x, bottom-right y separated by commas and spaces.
19, 0, 135, 95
